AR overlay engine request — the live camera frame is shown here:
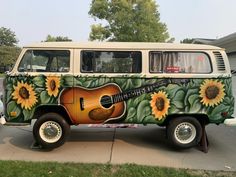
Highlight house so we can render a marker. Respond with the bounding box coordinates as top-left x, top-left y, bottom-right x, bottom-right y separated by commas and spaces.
193, 32, 236, 71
